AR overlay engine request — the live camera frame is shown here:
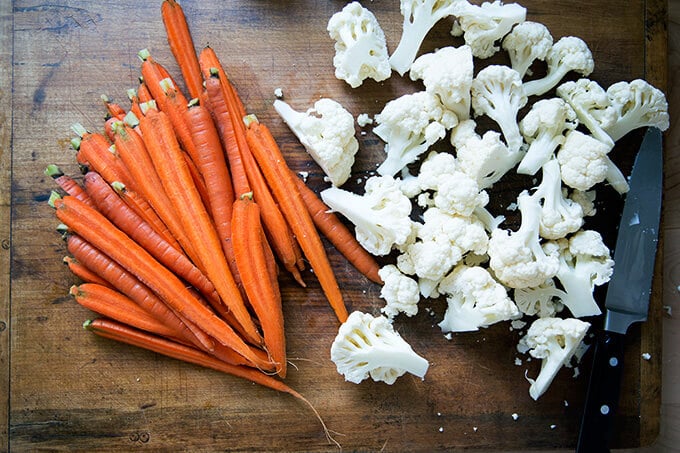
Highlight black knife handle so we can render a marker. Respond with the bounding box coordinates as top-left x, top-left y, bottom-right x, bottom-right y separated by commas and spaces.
576, 330, 626, 453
